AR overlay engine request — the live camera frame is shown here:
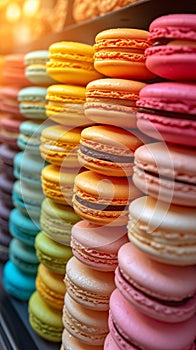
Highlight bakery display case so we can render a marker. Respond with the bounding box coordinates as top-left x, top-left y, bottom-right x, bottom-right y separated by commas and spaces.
0, 0, 196, 349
